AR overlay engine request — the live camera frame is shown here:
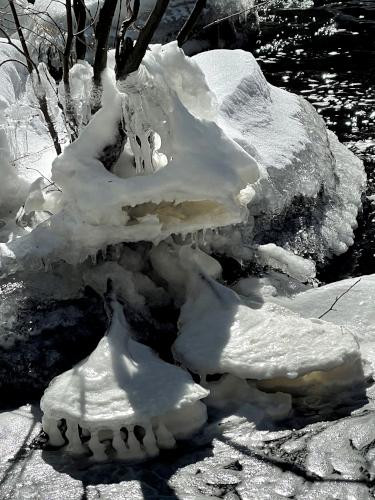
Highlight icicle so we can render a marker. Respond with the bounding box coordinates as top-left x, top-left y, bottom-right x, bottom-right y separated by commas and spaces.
154, 422, 176, 450
42, 416, 65, 447
126, 425, 147, 460
88, 430, 107, 461
142, 422, 159, 458
112, 428, 130, 460
65, 420, 87, 454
